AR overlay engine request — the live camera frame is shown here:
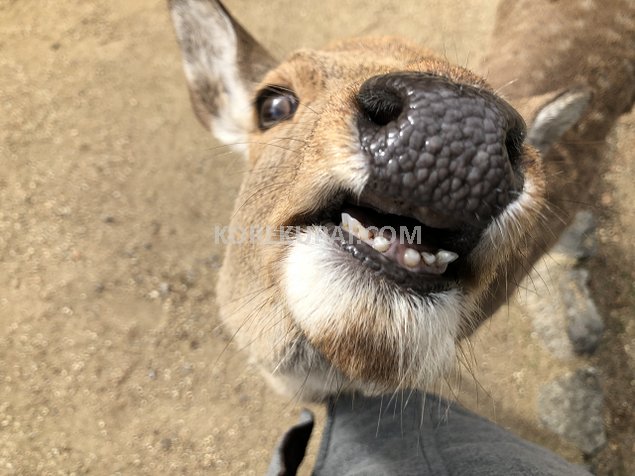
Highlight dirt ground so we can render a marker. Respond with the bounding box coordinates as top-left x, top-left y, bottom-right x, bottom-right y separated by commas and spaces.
0, 0, 633, 474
